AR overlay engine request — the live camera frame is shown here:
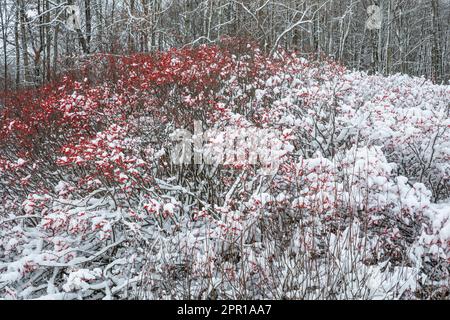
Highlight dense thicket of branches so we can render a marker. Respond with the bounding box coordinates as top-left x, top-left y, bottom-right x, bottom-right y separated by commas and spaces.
0, 43, 449, 300
0, 0, 449, 91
